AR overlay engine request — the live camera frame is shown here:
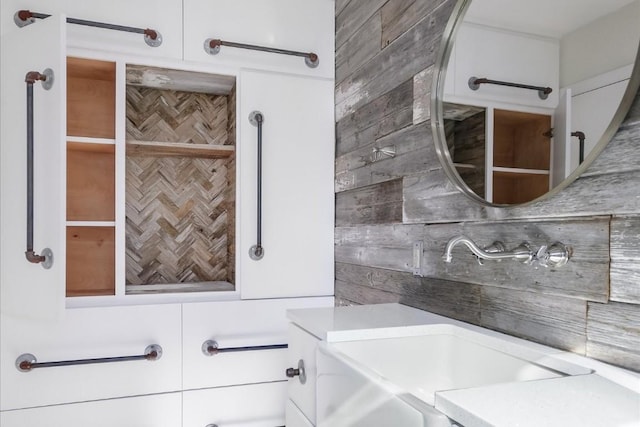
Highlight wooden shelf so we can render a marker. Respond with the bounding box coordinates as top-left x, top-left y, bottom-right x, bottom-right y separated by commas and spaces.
67, 143, 115, 221
66, 226, 115, 297
493, 166, 549, 175
66, 221, 116, 227
126, 140, 235, 158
